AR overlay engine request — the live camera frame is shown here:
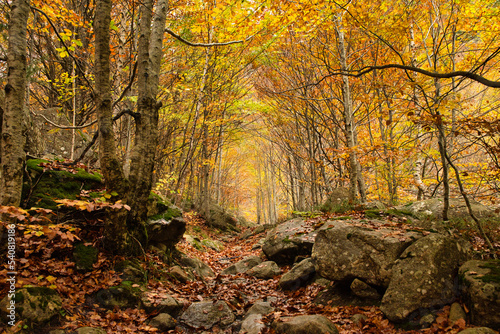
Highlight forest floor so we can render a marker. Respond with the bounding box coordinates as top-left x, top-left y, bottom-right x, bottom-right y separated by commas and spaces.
0, 209, 498, 334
